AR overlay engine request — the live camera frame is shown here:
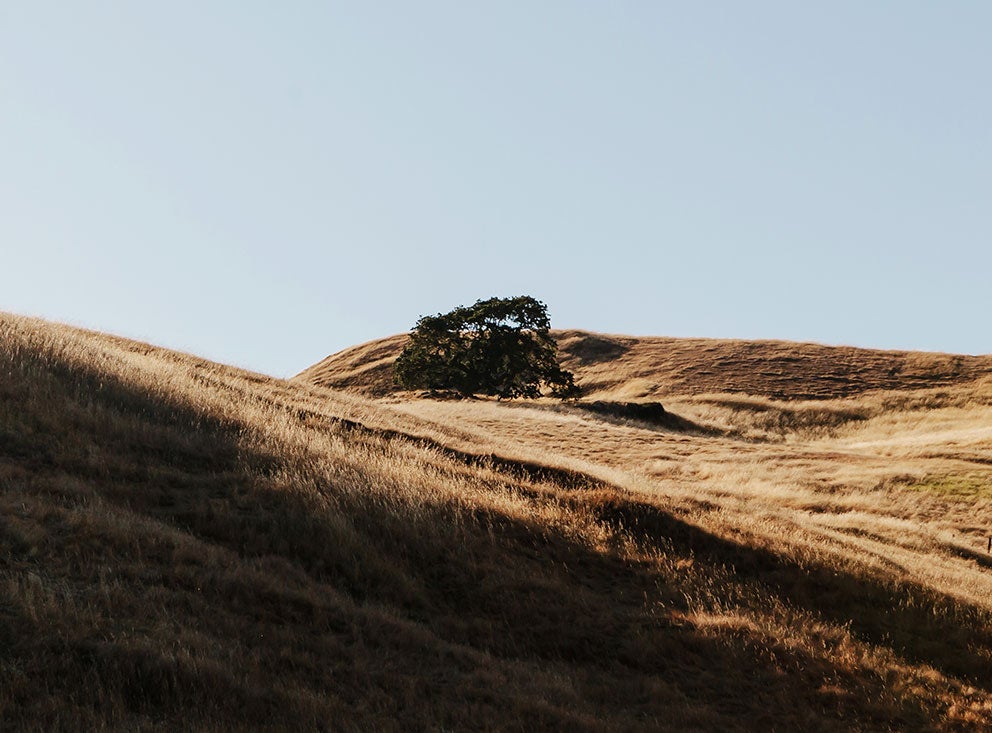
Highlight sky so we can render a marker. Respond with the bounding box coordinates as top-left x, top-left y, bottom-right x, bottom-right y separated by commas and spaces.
2, 2, 990, 377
